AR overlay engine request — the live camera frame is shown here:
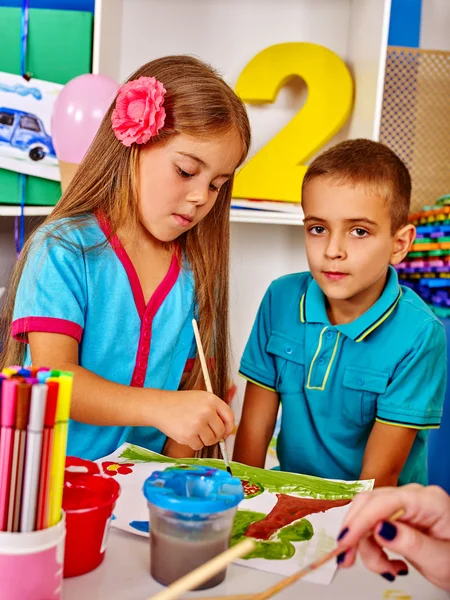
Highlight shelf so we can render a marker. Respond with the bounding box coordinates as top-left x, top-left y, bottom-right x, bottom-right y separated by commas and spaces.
230, 208, 304, 226
0, 206, 54, 217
